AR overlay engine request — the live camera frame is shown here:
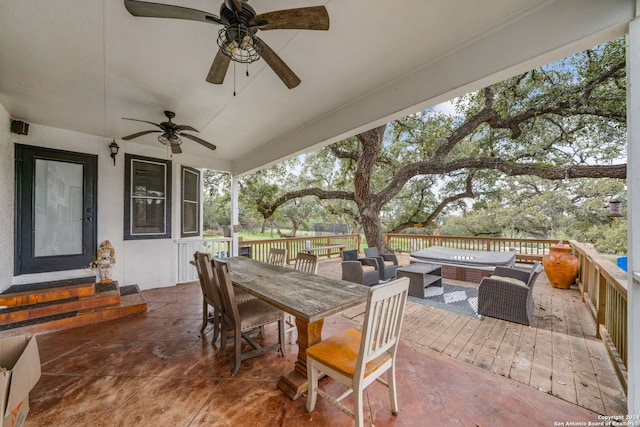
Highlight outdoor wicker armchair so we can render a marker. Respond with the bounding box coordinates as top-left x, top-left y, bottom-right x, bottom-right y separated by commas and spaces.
341, 250, 380, 286
477, 261, 543, 326
364, 247, 399, 281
